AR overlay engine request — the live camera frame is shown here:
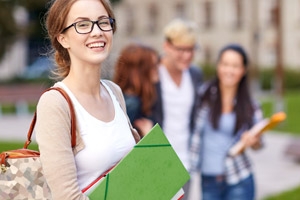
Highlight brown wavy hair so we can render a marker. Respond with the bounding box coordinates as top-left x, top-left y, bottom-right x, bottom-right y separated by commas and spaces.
45, 0, 116, 80
113, 44, 158, 116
